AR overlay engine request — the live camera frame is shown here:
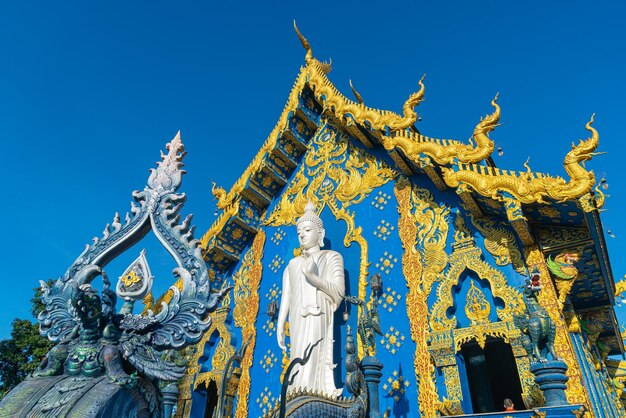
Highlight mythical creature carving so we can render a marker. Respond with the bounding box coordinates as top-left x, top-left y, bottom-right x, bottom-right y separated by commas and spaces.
513, 269, 560, 363
0, 133, 229, 418
293, 21, 423, 132
344, 293, 383, 357
547, 252, 579, 306
442, 115, 605, 207
380, 93, 498, 165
